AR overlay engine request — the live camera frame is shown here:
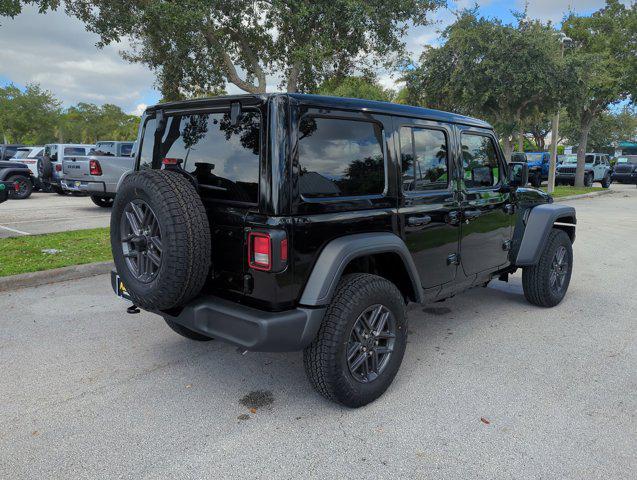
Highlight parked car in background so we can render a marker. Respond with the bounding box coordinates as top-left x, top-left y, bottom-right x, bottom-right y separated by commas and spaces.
0, 159, 34, 199
61, 140, 135, 207
556, 153, 612, 187
0, 144, 24, 161
8, 146, 44, 189
611, 155, 637, 184
38, 143, 94, 194
525, 151, 550, 188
